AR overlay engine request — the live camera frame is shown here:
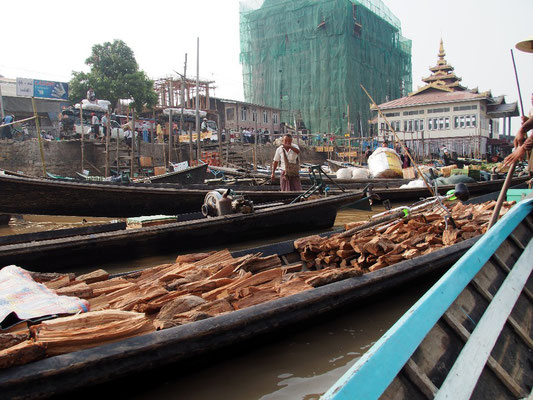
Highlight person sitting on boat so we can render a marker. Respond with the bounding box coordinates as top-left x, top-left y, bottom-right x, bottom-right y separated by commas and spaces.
402, 148, 412, 168
442, 149, 453, 166
271, 134, 302, 192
